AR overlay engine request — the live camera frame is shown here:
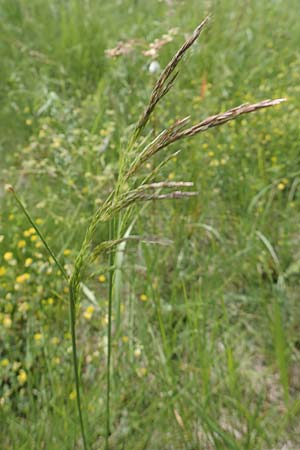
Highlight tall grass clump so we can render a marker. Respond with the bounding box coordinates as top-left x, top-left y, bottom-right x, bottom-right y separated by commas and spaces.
7, 17, 285, 449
